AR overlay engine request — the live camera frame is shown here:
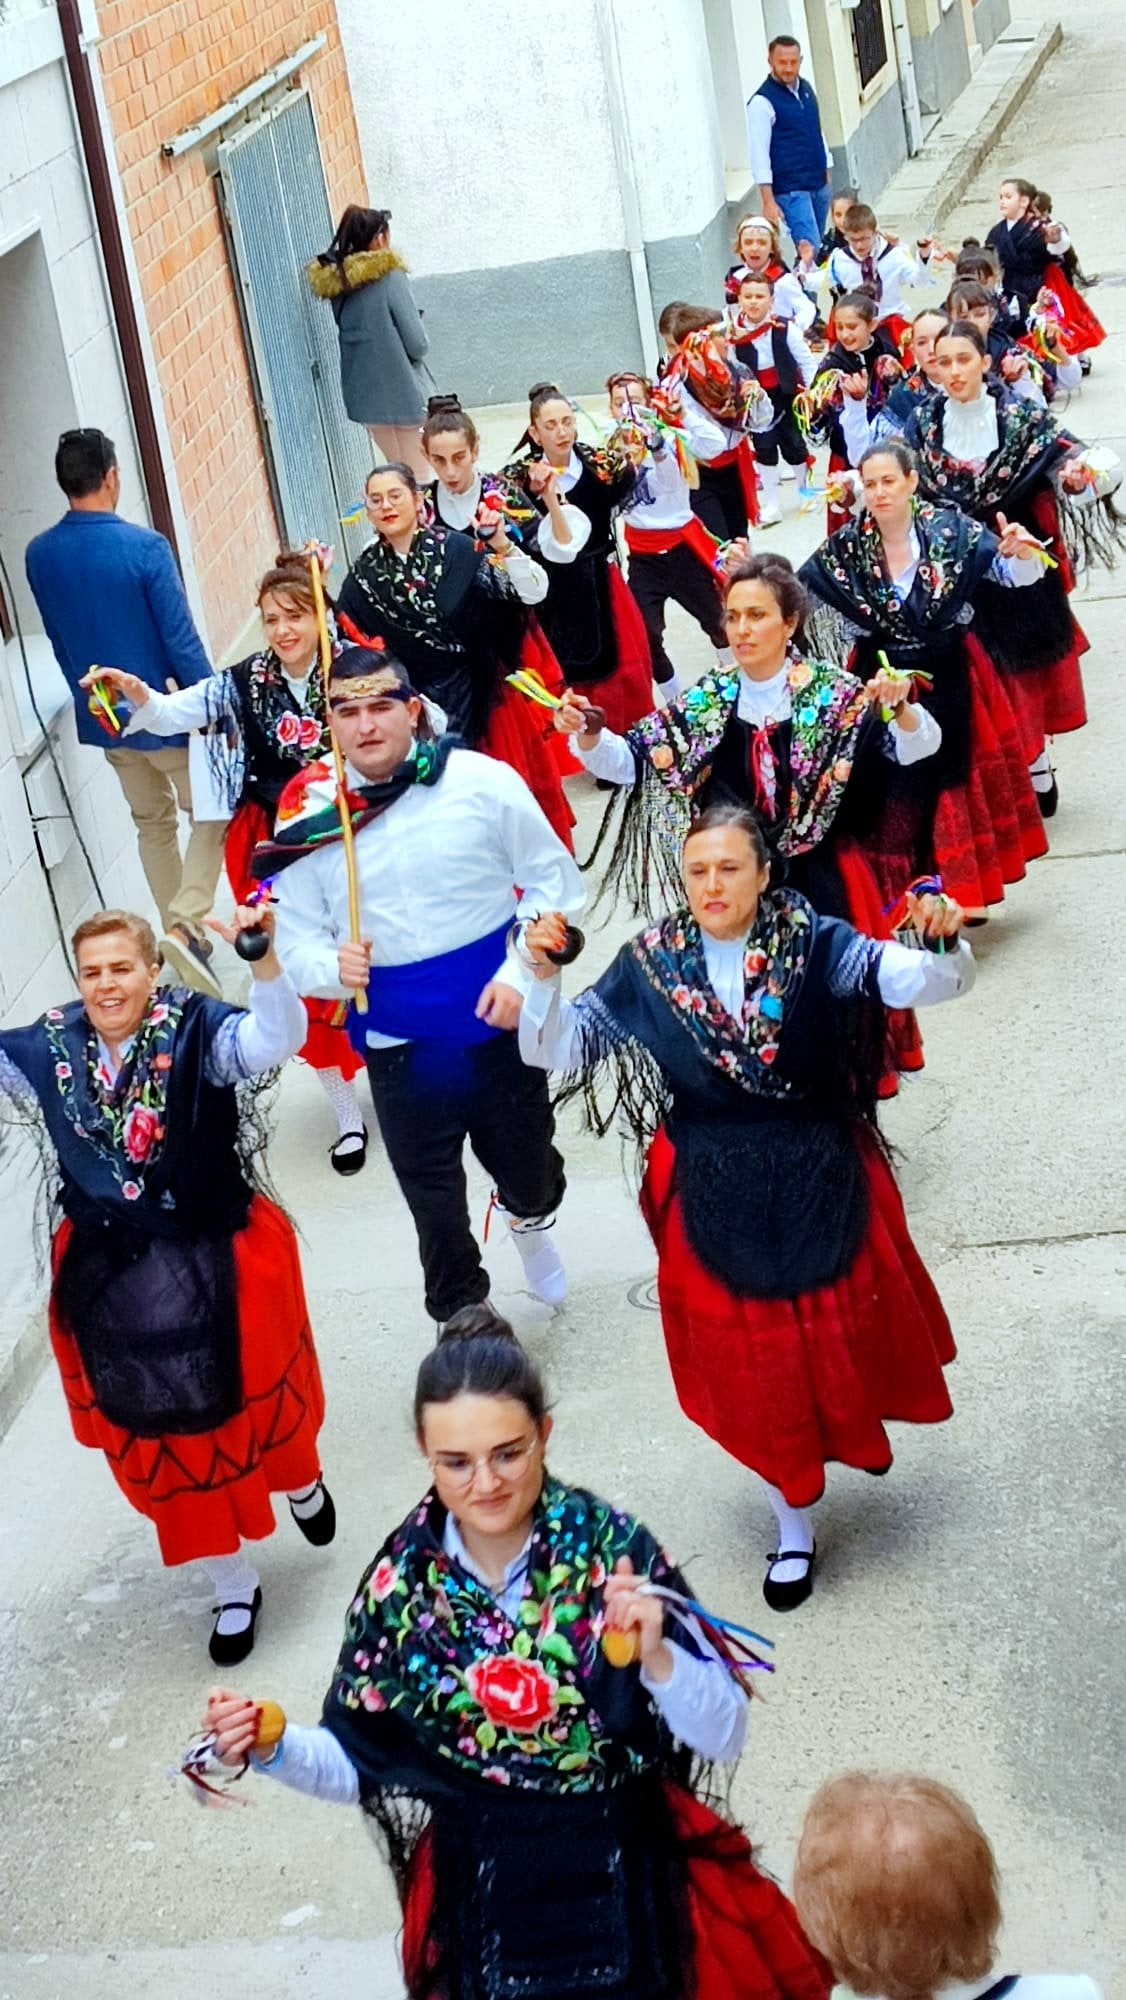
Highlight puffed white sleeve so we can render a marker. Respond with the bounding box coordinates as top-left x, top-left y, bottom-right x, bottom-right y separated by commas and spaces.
536, 503, 591, 564
491, 764, 586, 994
890, 705, 943, 766
497, 547, 549, 605
204, 969, 308, 1084
572, 726, 639, 786
988, 549, 1043, 588
840, 393, 879, 465
123, 671, 231, 738
519, 977, 613, 1071
876, 938, 977, 1008
773, 273, 816, 332
641, 1644, 748, 1764
253, 1724, 360, 1804
274, 854, 351, 1001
